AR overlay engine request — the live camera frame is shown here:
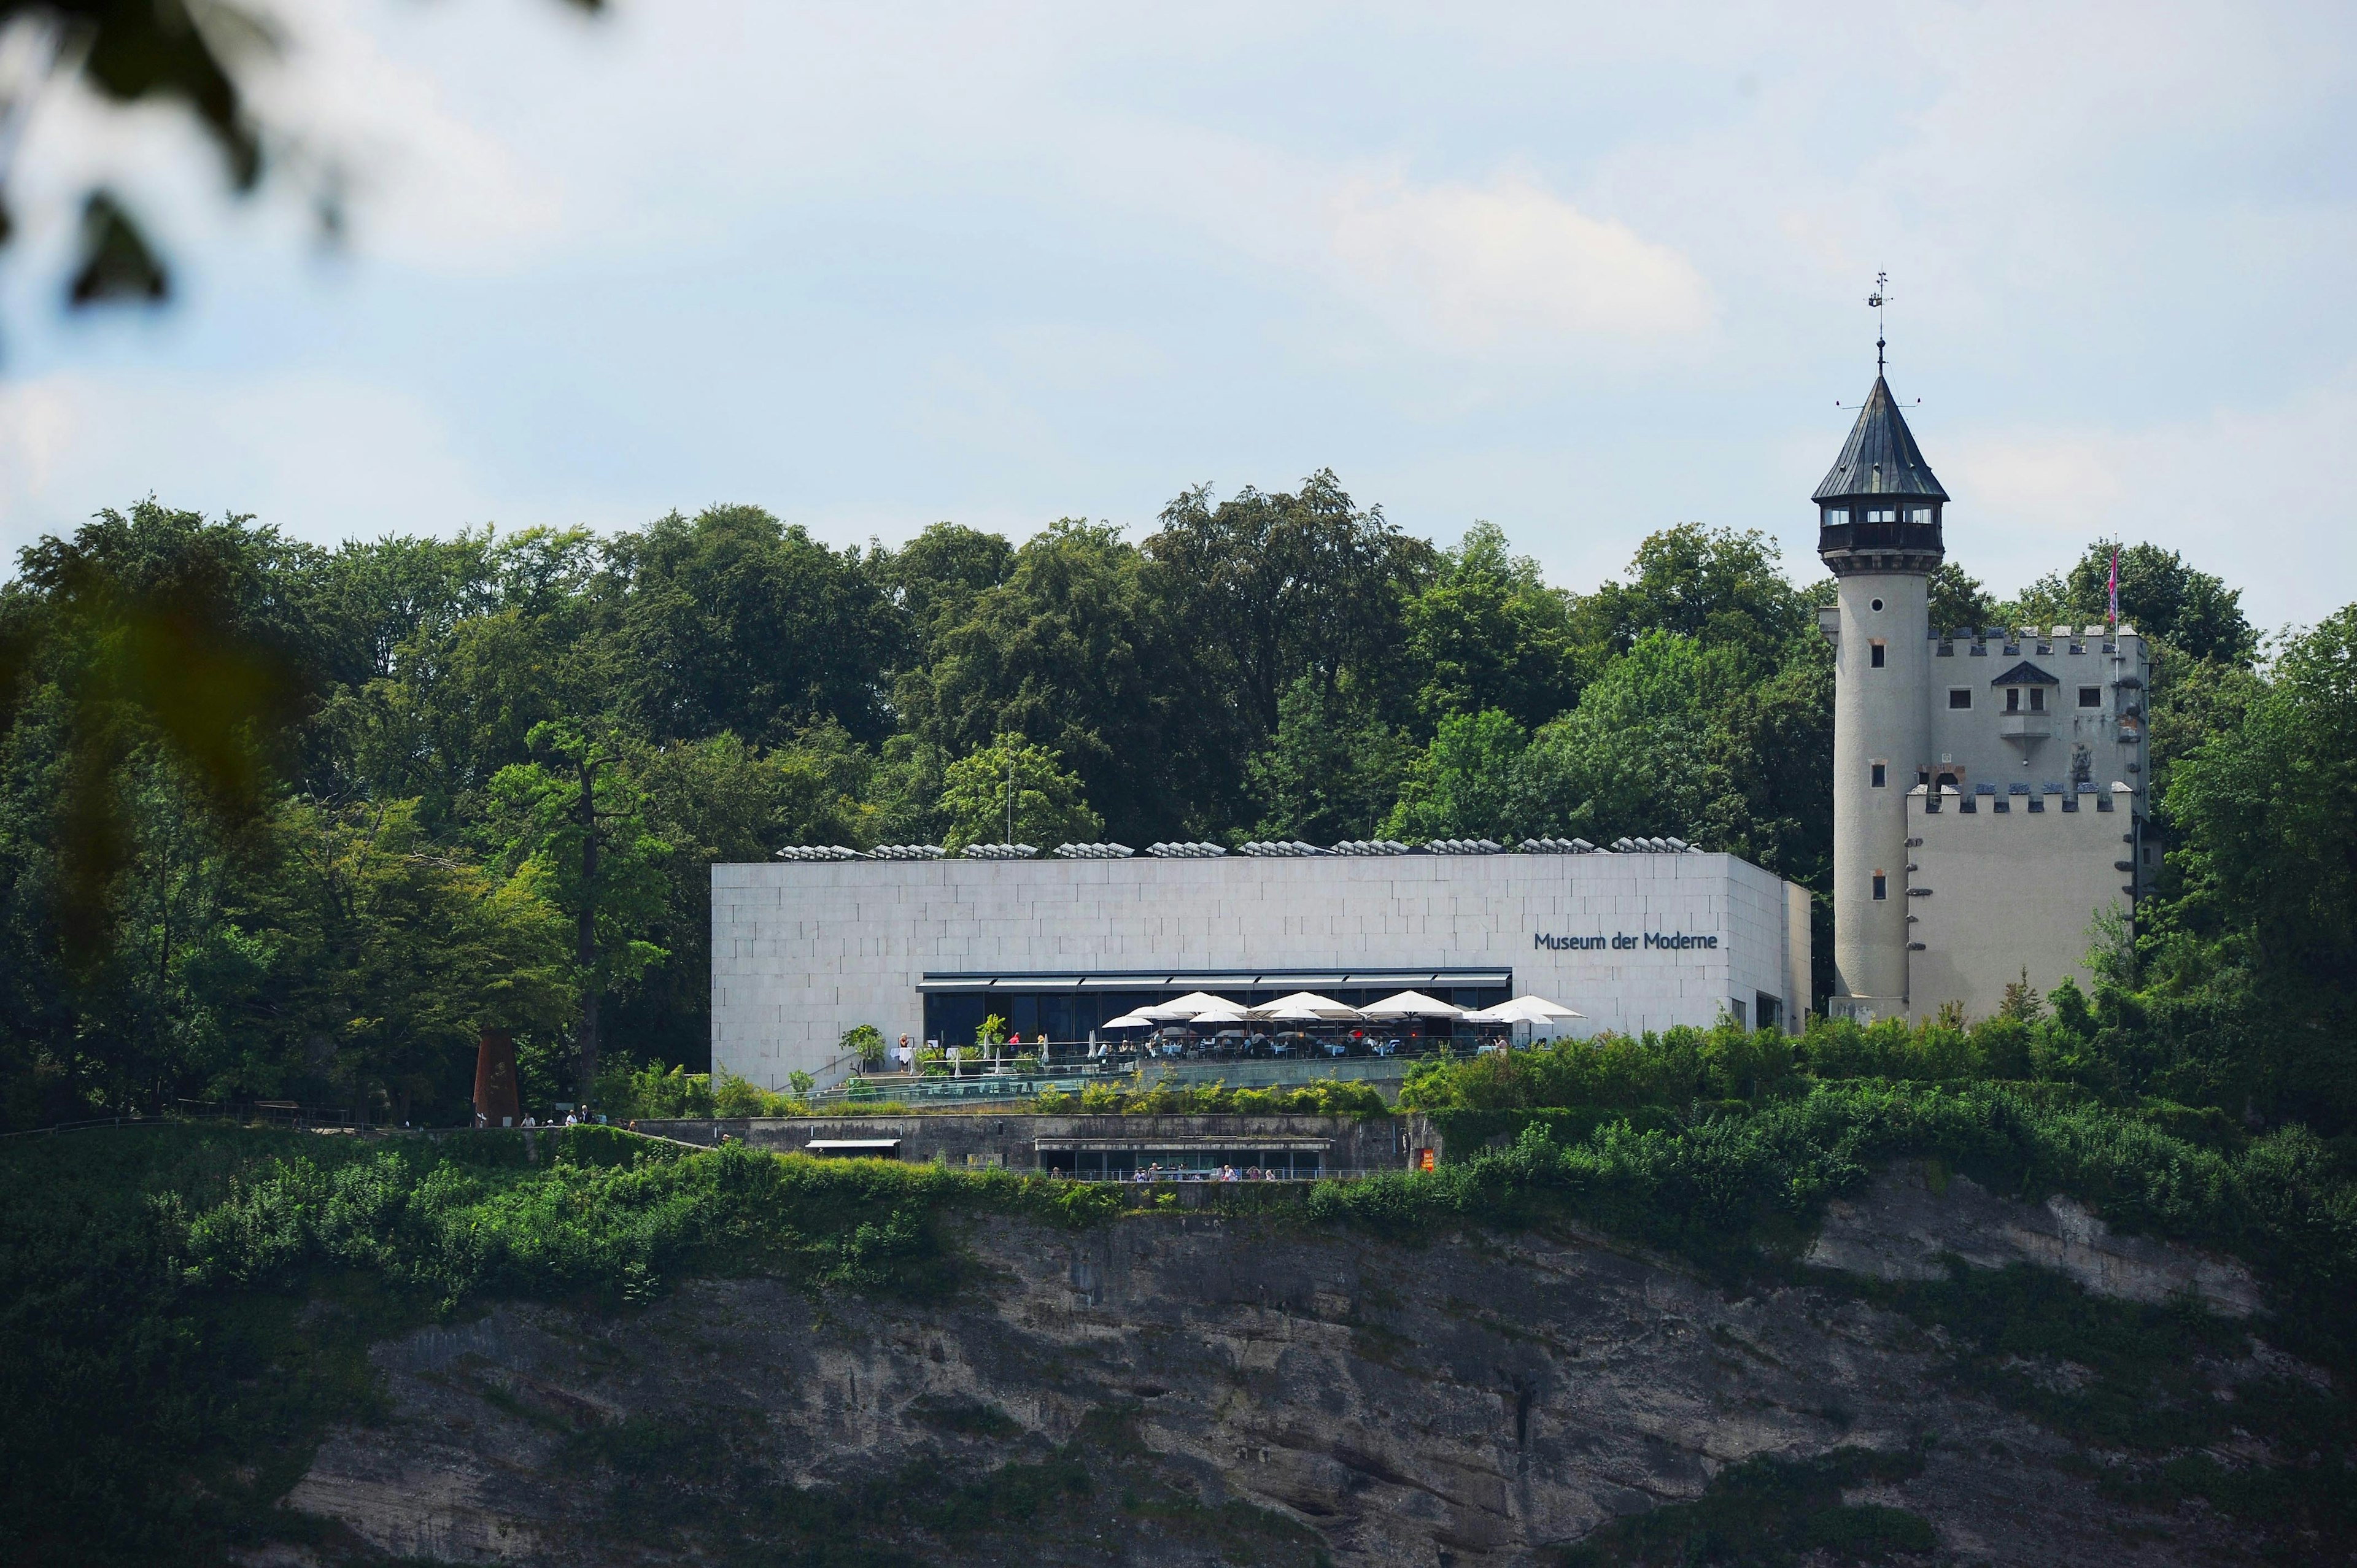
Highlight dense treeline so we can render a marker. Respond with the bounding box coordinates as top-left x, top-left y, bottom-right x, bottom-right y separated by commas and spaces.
1, 478, 2347, 1130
